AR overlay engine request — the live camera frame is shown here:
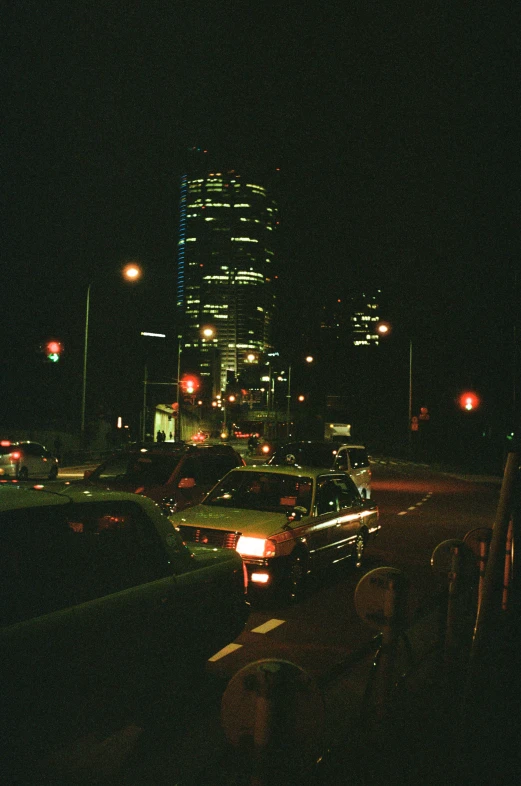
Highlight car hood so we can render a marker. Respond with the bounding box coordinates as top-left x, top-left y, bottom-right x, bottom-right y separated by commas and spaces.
173, 504, 296, 539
